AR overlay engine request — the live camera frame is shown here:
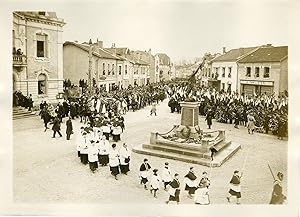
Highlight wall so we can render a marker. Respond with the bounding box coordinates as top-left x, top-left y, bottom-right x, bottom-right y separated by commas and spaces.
211, 61, 237, 92
13, 13, 64, 105
237, 62, 281, 96
279, 57, 288, 94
